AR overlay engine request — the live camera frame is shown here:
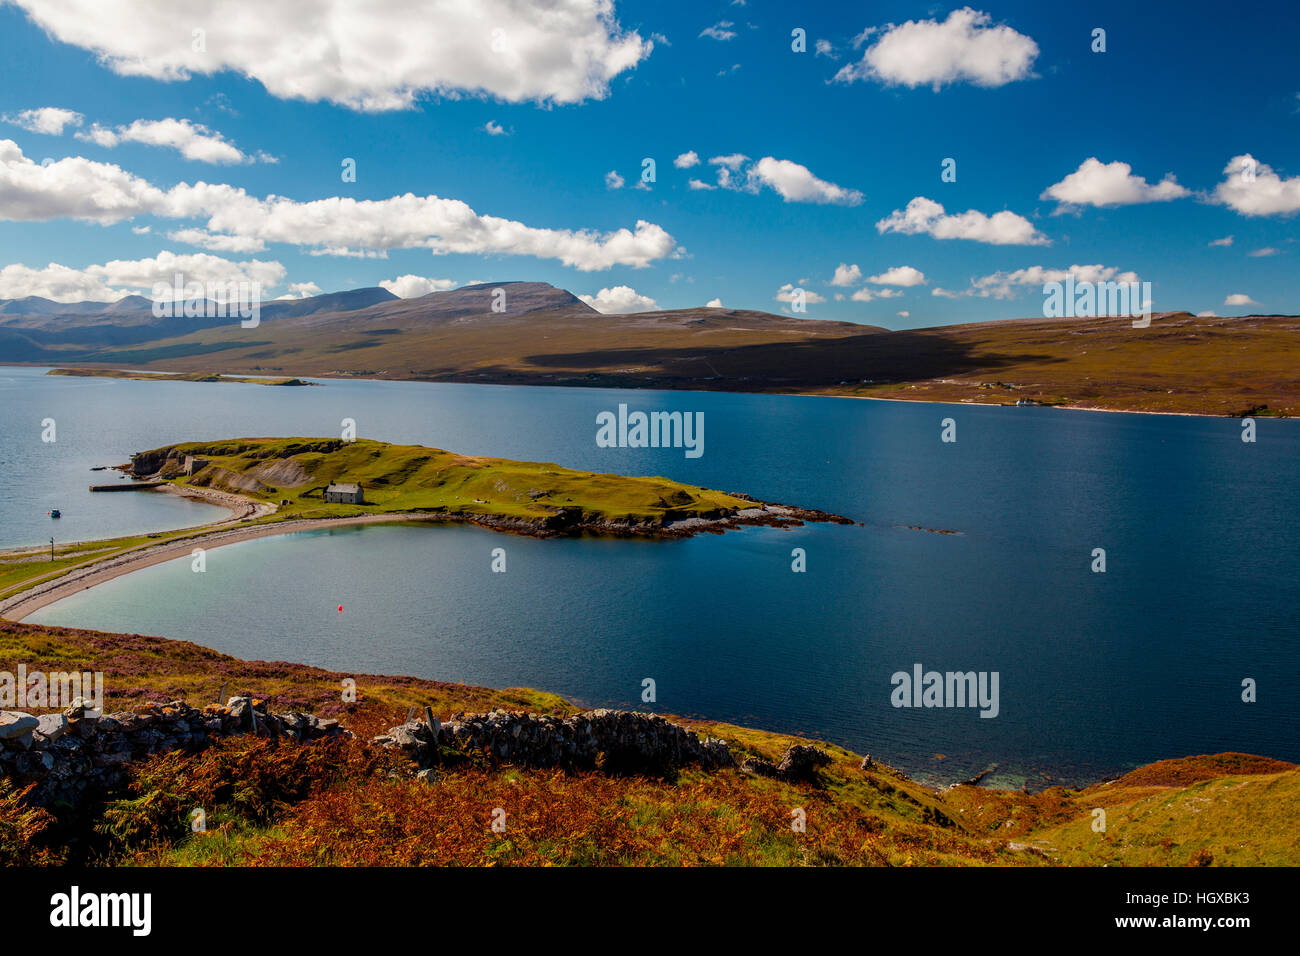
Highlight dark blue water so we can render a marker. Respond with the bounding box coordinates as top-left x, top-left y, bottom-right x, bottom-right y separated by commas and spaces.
6, 367, 1297, 787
